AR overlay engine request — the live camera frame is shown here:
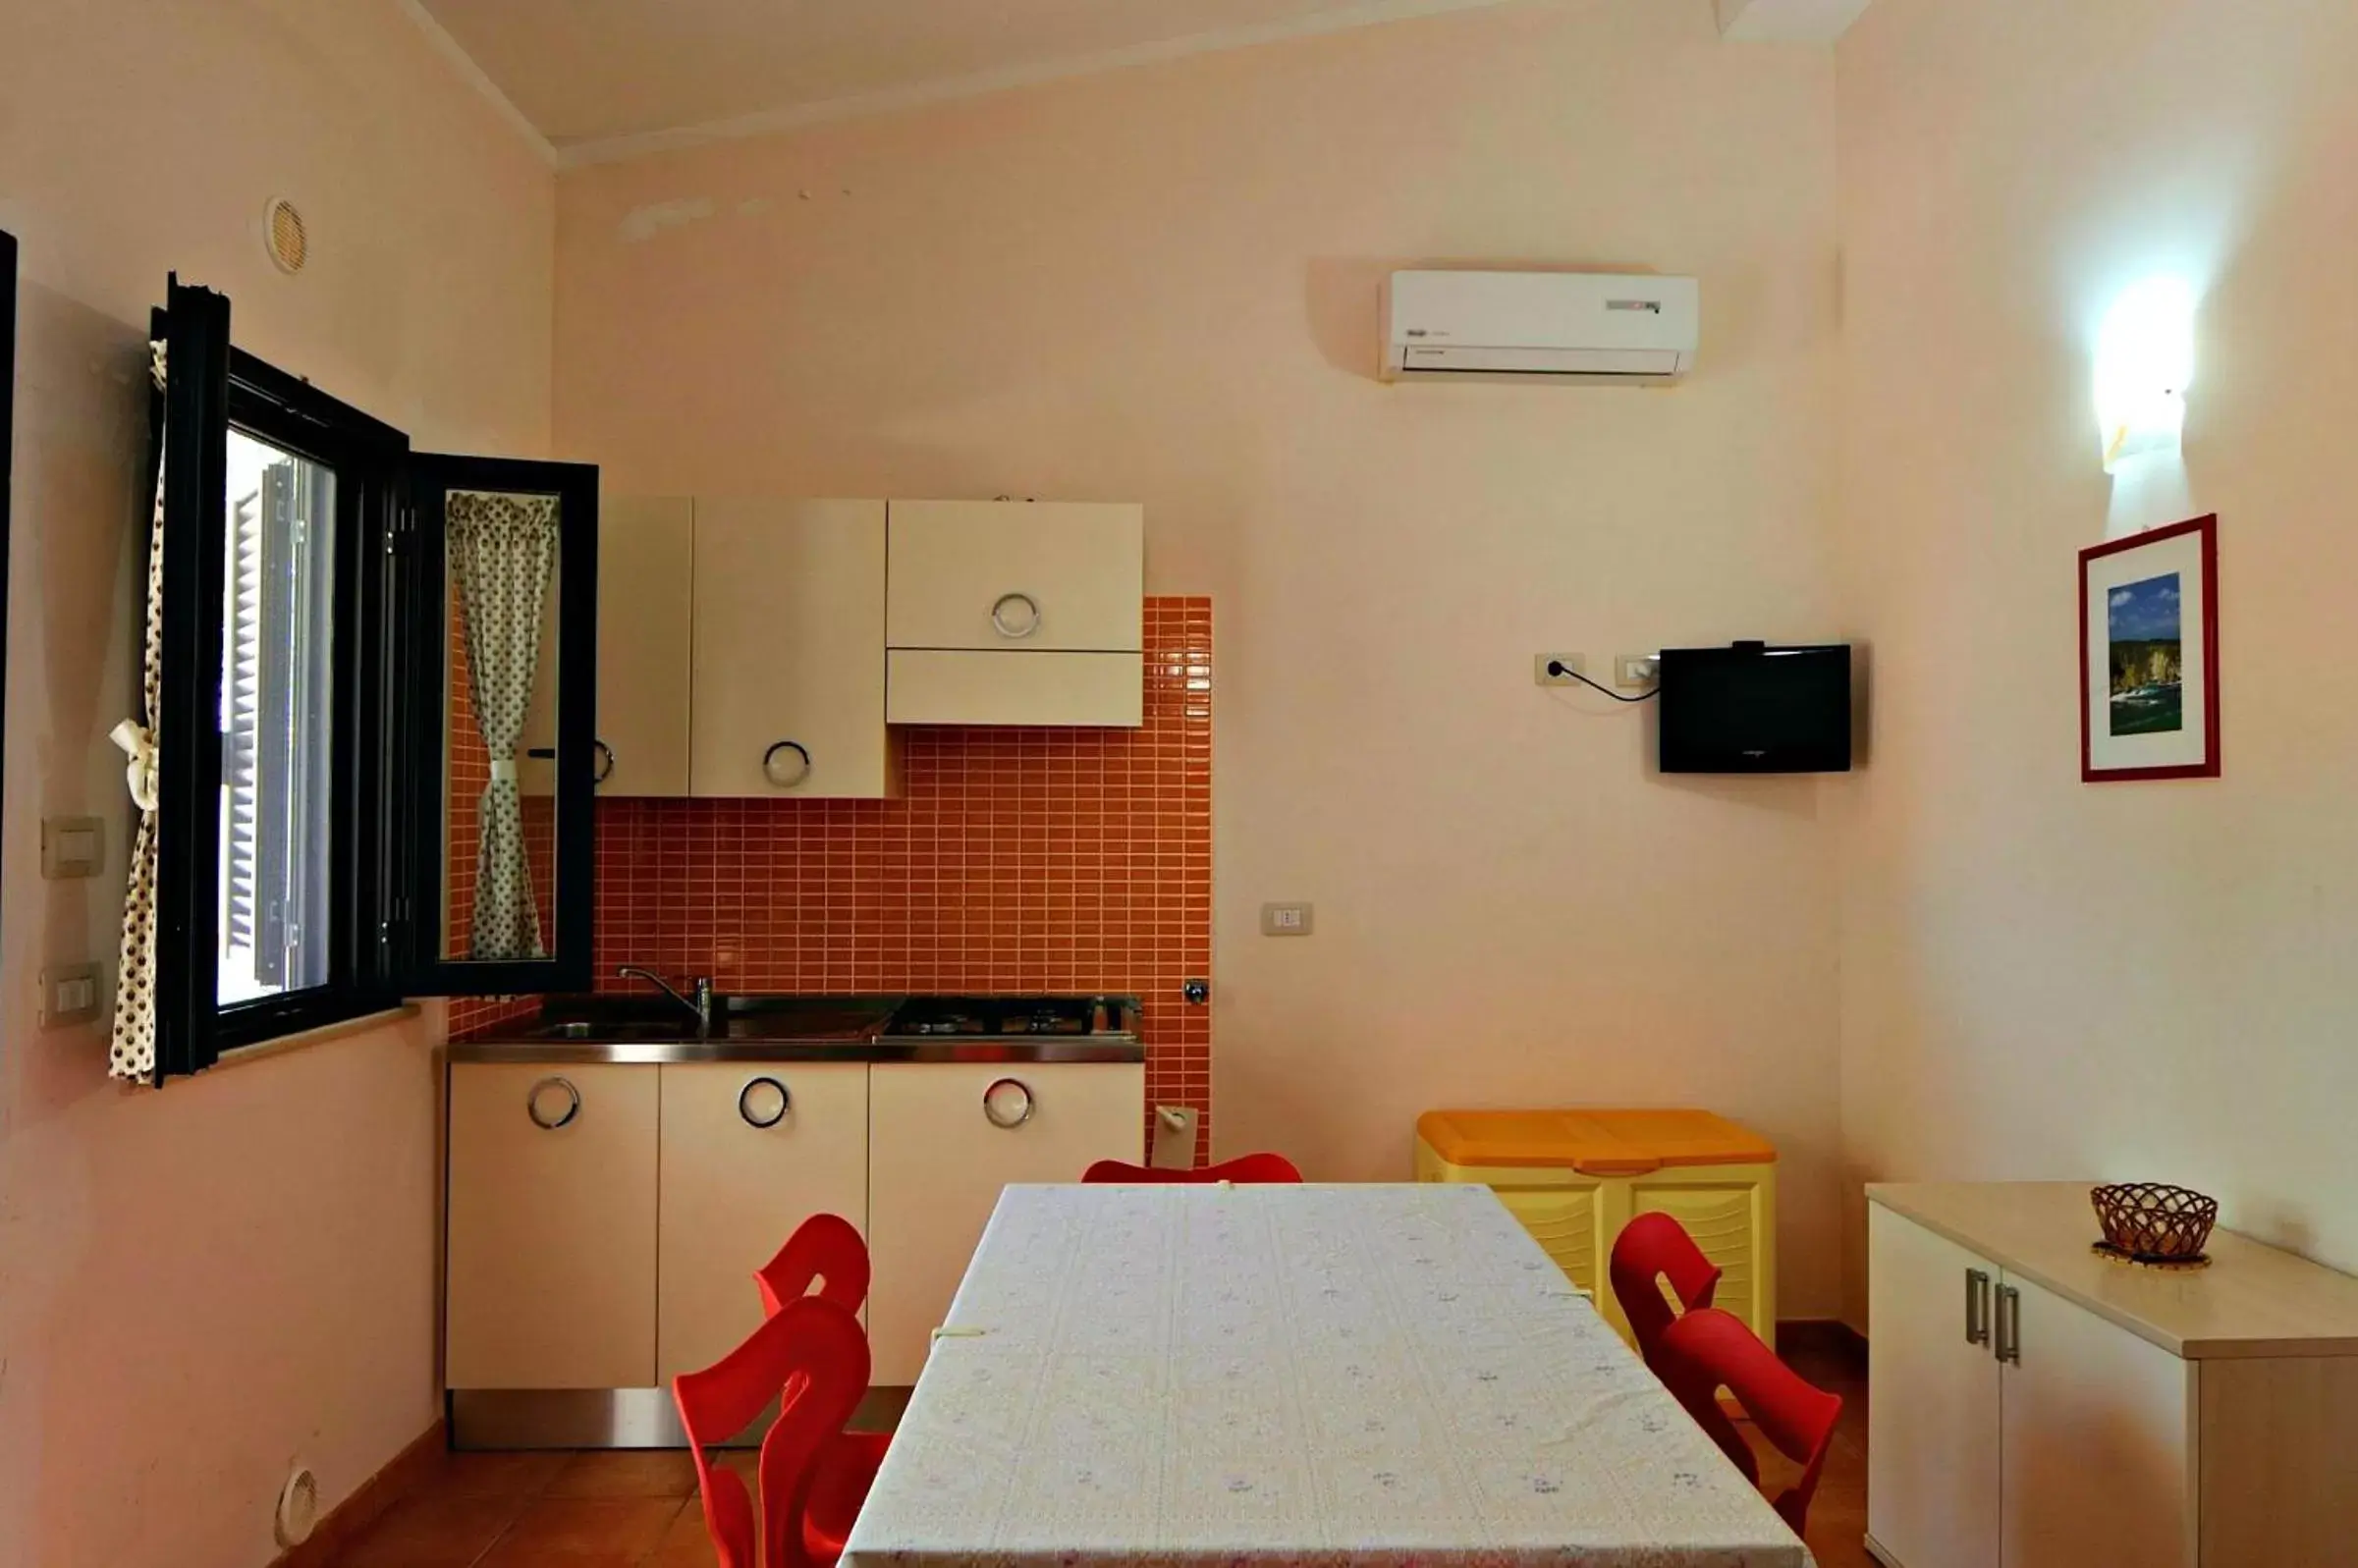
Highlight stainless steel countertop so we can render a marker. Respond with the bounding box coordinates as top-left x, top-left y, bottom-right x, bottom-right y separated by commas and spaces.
446, 1037, 1146, 1065
447, 993, 1146, 1066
